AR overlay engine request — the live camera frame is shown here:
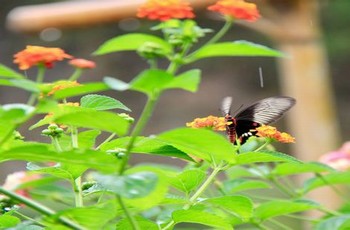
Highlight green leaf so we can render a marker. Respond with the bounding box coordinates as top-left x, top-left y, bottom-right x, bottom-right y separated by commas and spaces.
0, 143, 120, 173
158, 128, 237, 164
172, 209, 232, 230
0, 64, 25, 79
163, 69, 201, 92
94, 171, 158, 199
53, 82, 109, 99
116, 216, 158, 230
27, 162, 75, 181
55, 202, 117, 230
99, 136, 193, 161
129, 69, 174, 96
0, 79, 40, 92
236, 151, 301, 165
303, 171, 350, 193
255, 199, 320, 221
78, 130, 101, 149
273, 162, 335, 176
80, 94, 131, 111
315, 215, 350, 230
188, 40, 284, 62
124, 165, 170, 210
223, 179, 271, 193
31, 105, 129, 136
0, 215, 20, 228
206, 195, 254, 221
93, 33, 172, 55
103, 77, 130, 91
170, 168, 206, 193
